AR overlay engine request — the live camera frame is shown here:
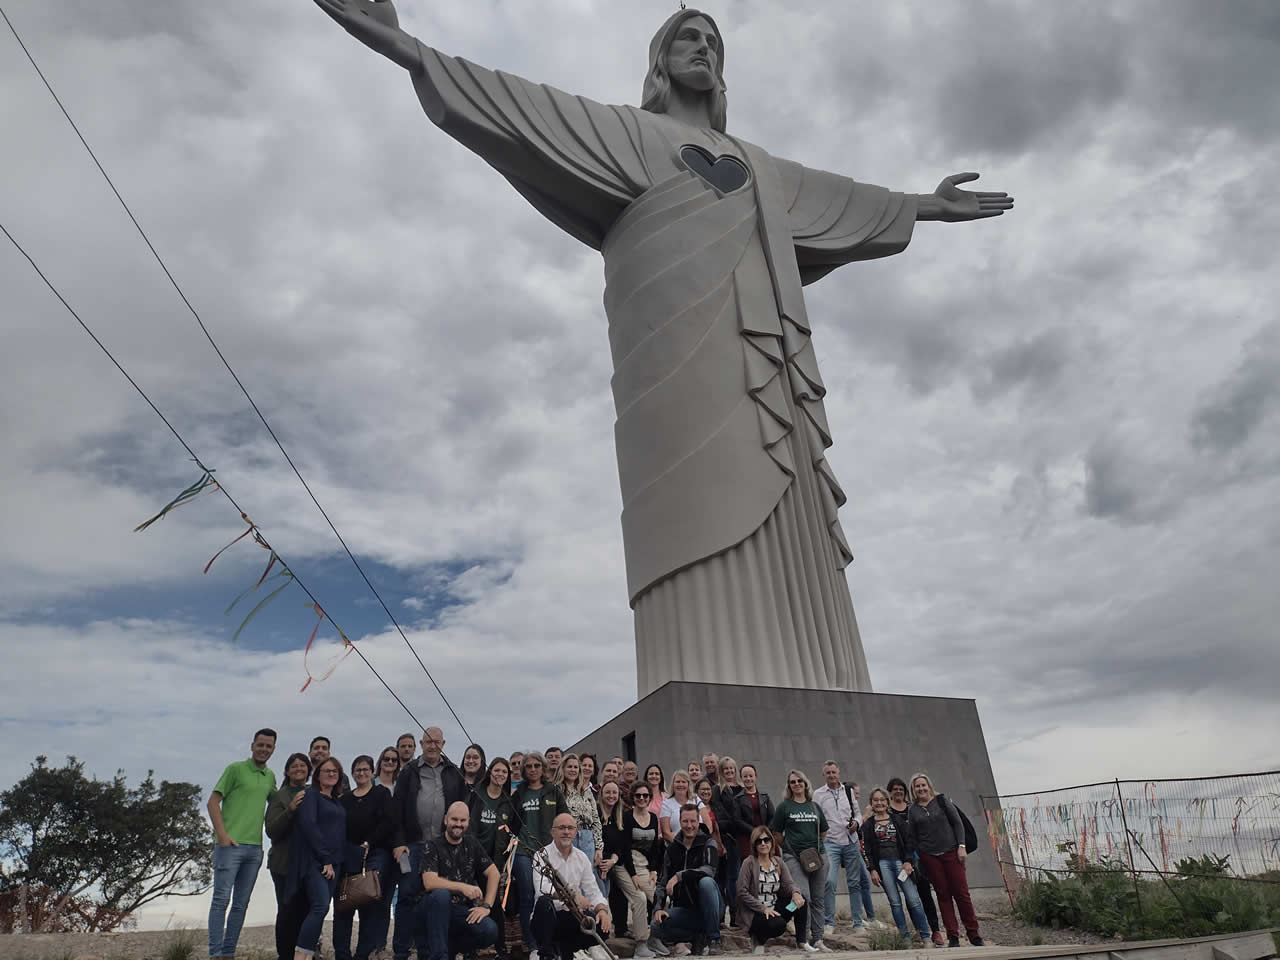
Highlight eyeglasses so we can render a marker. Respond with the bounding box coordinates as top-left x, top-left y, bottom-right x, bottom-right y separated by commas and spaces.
632, 793, 650, 801
788, 779, 803, 785
755, 838, 772, 846
381, 758, 398, 764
